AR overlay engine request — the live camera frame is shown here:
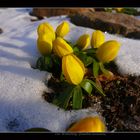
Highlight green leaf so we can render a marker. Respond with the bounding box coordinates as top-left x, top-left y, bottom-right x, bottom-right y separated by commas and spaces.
72, 85, 83, 109
85, 56, 94, 67
73, 46, 80, 53
83, 48, 97, 59
84, 79, 105, 96
95, 78, 102, 89
36, 56, 45, 70
123, 8, 138, 15
93, 59, 99, 78
53, 85, 74, 109
76, 52, 93, 67
44, 55, 53, 72
104, 8, 113, 12
80, 80, 93, 95
83, 48, 97, 54
51, 55, 62, 77
60, 72, 65, 81
36, 55, 53, 72
52, 55, 61, 67
25, 128, 50, 132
